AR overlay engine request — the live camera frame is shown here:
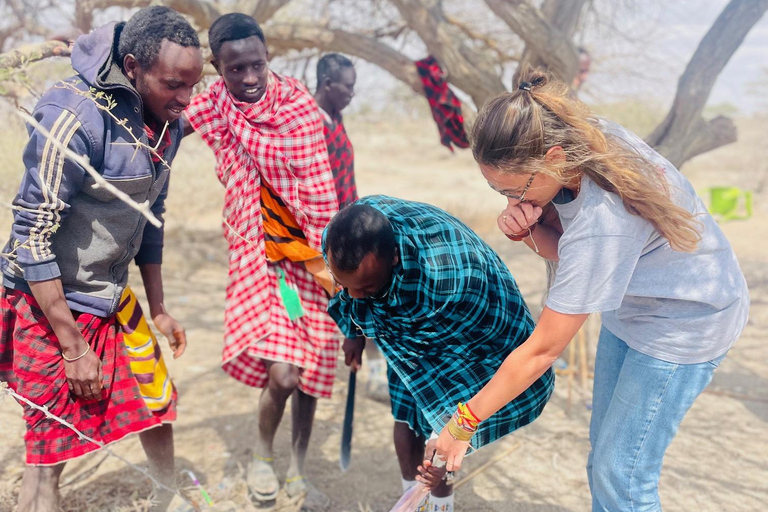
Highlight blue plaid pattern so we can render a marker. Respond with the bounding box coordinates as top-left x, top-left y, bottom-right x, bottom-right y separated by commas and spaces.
325, 196, 554, 450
